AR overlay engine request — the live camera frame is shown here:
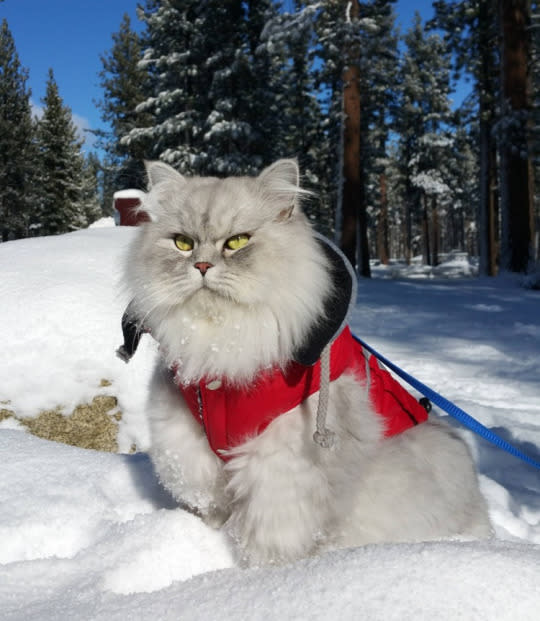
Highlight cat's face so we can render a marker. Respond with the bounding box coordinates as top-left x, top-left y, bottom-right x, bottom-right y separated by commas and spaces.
130, 160, 316, 312
125, 159, 331, 379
